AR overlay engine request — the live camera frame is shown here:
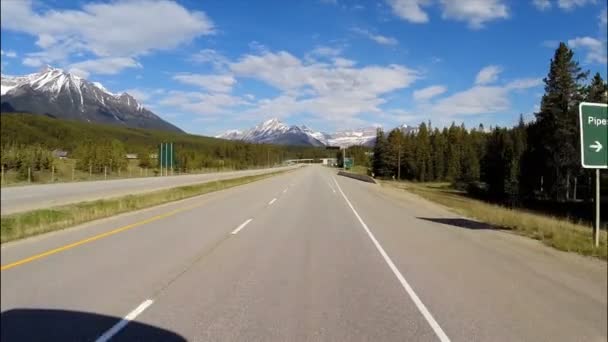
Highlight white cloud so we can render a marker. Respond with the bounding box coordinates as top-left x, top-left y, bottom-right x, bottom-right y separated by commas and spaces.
439, 0, 509, 28
310, 46, 342, 57
505, 78, 544, 89
123, 89, 152, 103
568, 36, 607, 64
225, 49, 419, 122
387, 0, 509, 28
601, 8, 607, 27
1, 50, 17, 58
22, 57, 42, 68
333, 57, 356, 67
1, 0, 214, 73
68, 57, 142, 78
386, 0, 431, 23
158, 91, 246, 115
425, 78, 542, 116
352, 28, 398, 46
230, 50, 418, 95
173, 74, 237, 93
189, 49, 230, 71
533, 0, 598, 11
413, 85, 447, 101
475, 65, 503, 85
429, 87, 508, 116
557, 0, 596, 10
35, 34, 56, 48
532, 0, 552, 10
